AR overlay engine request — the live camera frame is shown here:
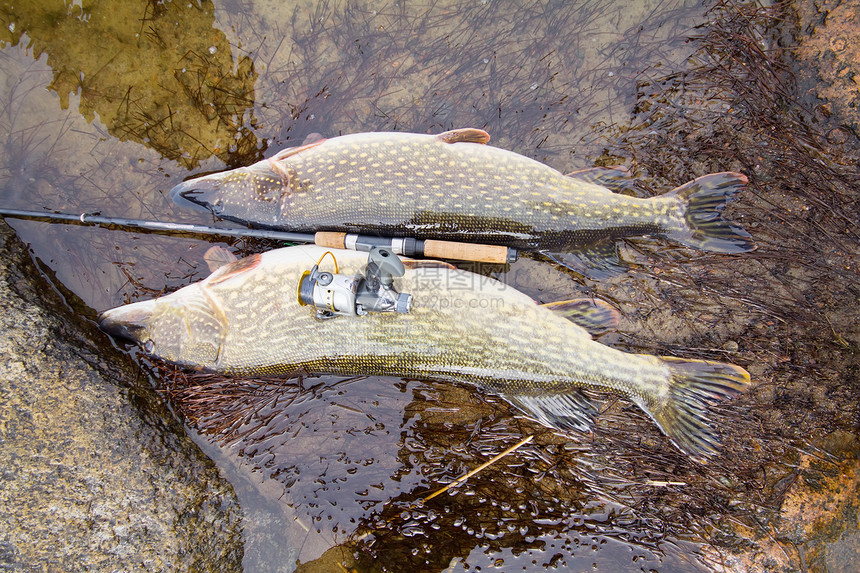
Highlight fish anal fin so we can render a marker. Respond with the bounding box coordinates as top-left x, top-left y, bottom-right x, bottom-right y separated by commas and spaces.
437, 128, 491, 145
541, 298, 619, 336
565, 166, 635, 193
503, 390, 597, 432
208, 253, 262, 286
542, 241, 627, 279
270, 138, 328, 161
